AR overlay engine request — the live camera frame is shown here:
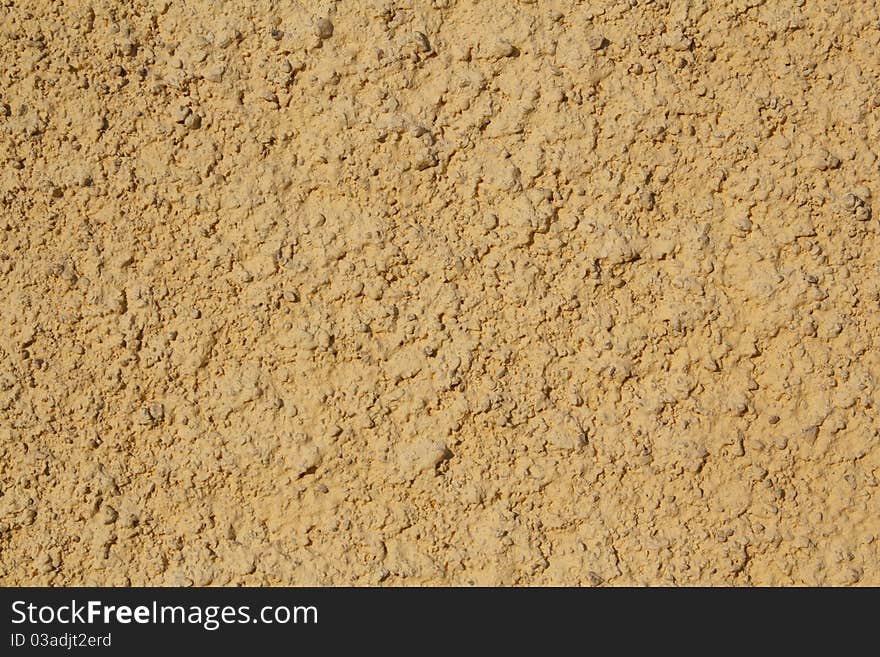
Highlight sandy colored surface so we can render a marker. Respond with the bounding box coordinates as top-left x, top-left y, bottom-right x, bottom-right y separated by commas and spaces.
1, 1, 879, 586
